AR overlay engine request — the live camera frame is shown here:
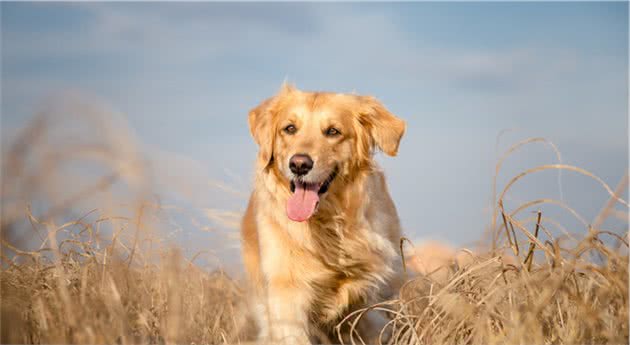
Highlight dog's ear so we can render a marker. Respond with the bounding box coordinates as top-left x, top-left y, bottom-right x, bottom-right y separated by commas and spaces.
358, 96, 406, 156
248, 97, 277, 169
248, 83, 295, 168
